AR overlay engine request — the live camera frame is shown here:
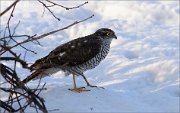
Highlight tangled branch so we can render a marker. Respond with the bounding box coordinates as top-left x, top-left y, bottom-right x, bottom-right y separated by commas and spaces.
38, 0, 88, 21
0, 64, 47, 112
0, 0, 93, 112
